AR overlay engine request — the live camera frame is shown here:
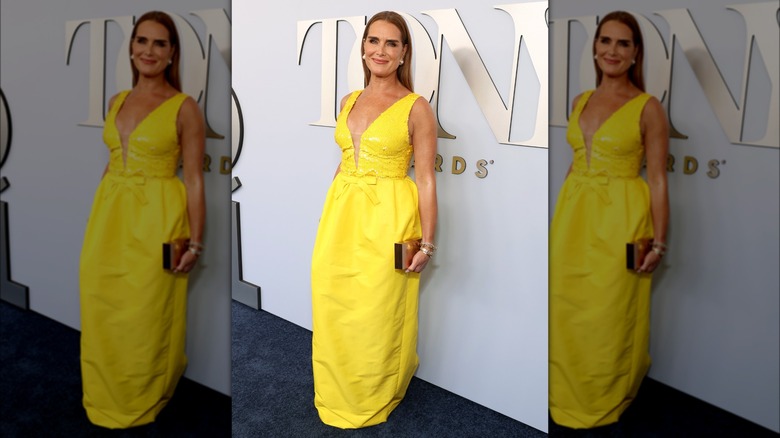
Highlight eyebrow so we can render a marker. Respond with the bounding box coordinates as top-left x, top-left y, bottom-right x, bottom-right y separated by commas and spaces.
136, 35, 169, 43
366, 35, 401, 44
600, 35, 632, 43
